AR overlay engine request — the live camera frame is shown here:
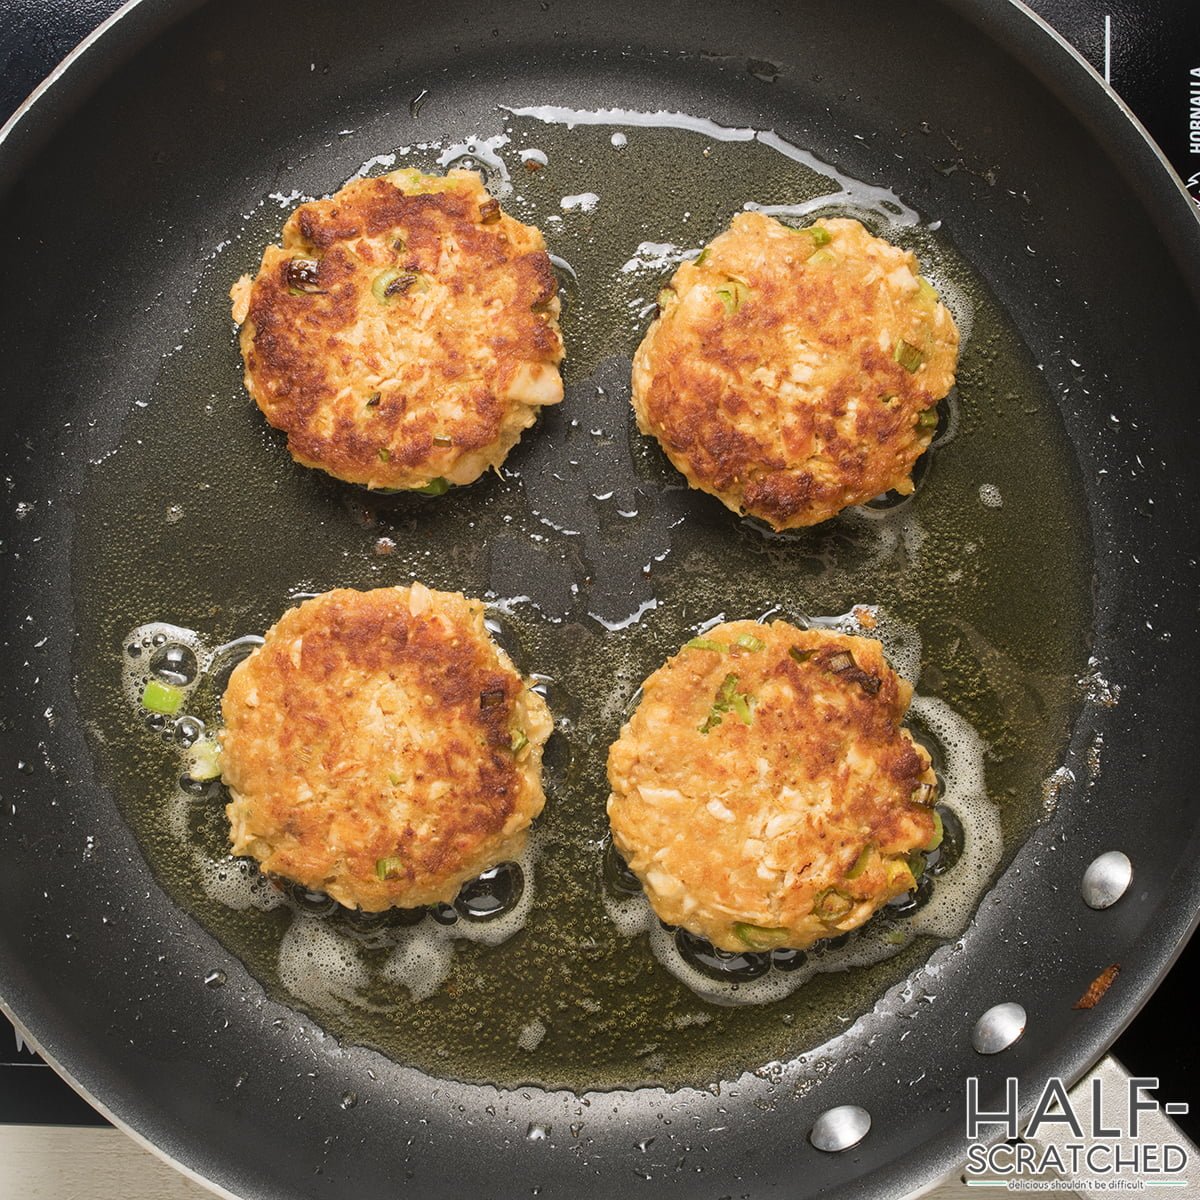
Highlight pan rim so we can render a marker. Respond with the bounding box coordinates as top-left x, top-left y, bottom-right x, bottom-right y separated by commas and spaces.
0, 995, 241, 1200
1, 2, 1199, 1199
998, 0, 1200, 232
